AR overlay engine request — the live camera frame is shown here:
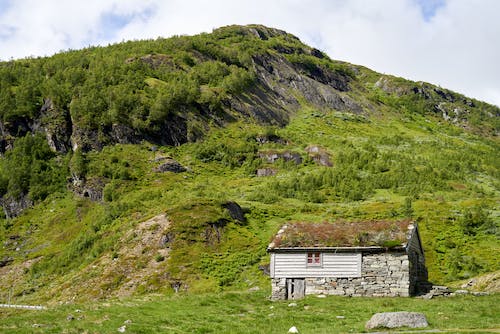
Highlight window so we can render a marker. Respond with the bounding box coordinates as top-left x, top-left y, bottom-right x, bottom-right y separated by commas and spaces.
307, 252, 321, 266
